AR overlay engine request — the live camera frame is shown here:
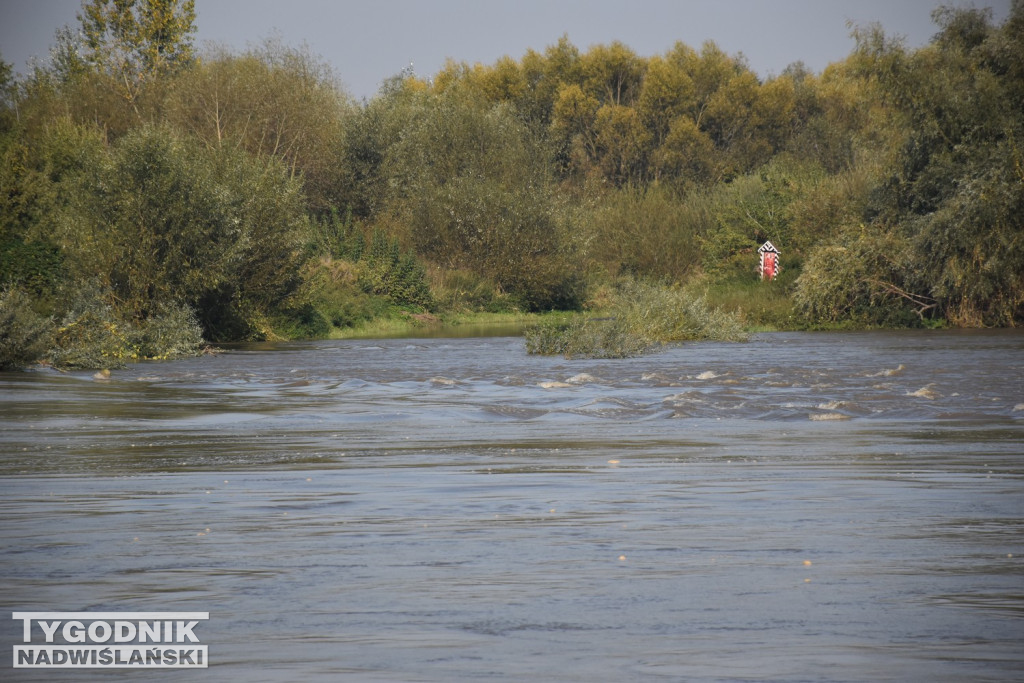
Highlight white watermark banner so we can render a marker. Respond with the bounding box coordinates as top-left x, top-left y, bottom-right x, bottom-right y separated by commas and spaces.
12, 612, 209, 669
